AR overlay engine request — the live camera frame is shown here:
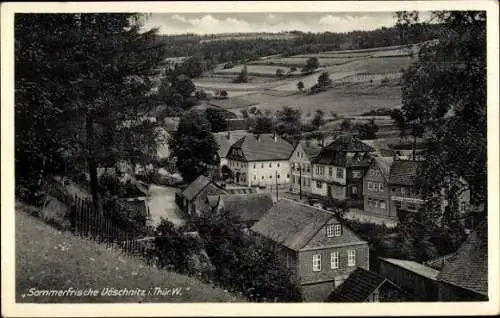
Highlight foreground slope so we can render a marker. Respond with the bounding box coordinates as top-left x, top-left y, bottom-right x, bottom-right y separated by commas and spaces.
15, 204, 244, 303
